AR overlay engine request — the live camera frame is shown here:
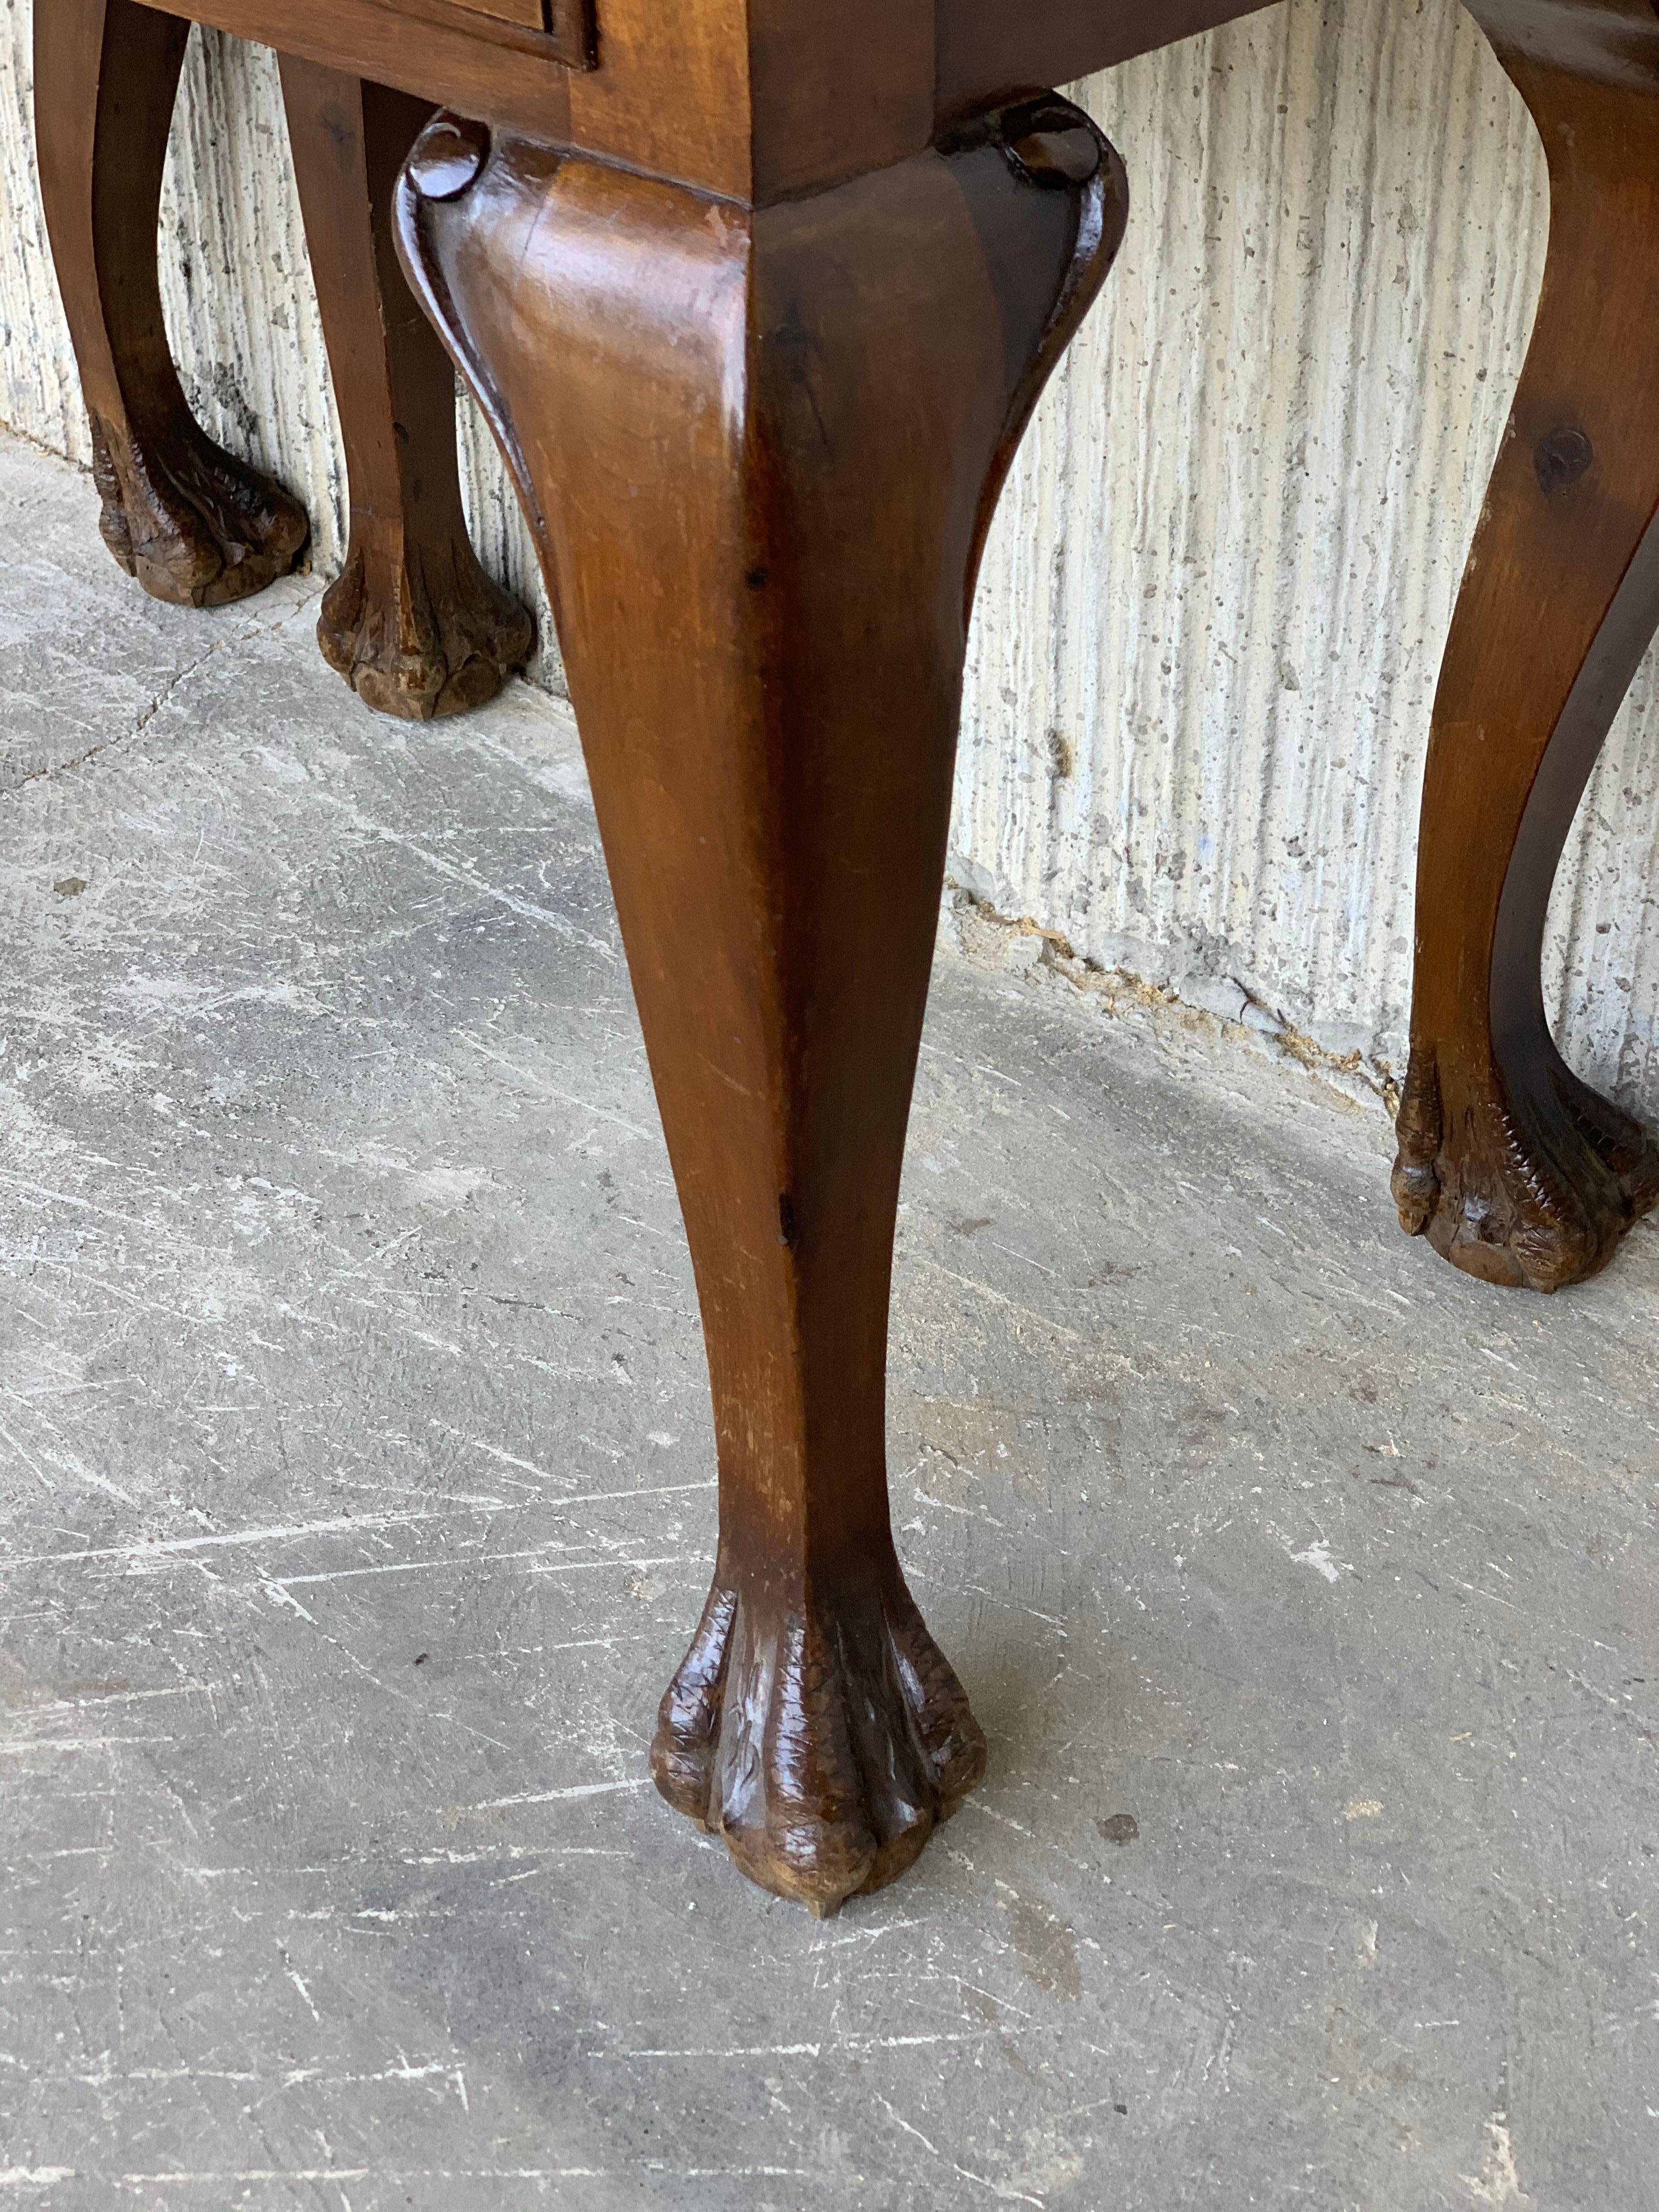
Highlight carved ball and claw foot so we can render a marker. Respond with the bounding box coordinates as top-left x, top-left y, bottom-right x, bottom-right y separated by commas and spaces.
280, 61, 533, 721
89, 412, 308, 610
652, 1564, 987, 1916
36, 1, 525, 713
1392, 1044, 1659, 1293
314, 537, 533, 722
397, 95, 1125, 1907
34, 0, 308, 612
